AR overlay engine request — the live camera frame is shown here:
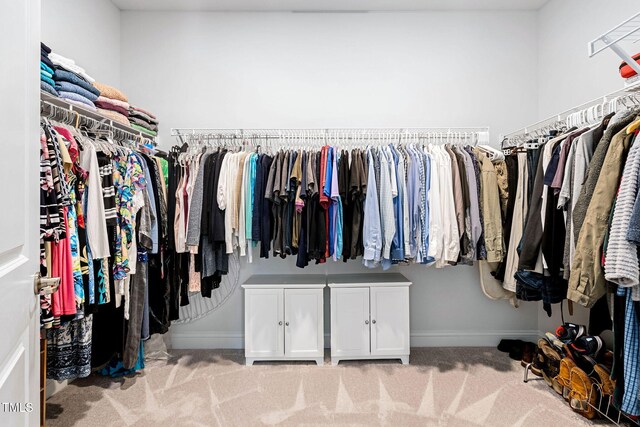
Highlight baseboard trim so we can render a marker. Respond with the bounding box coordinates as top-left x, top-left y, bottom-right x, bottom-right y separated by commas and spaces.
169, 329, 540, 350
